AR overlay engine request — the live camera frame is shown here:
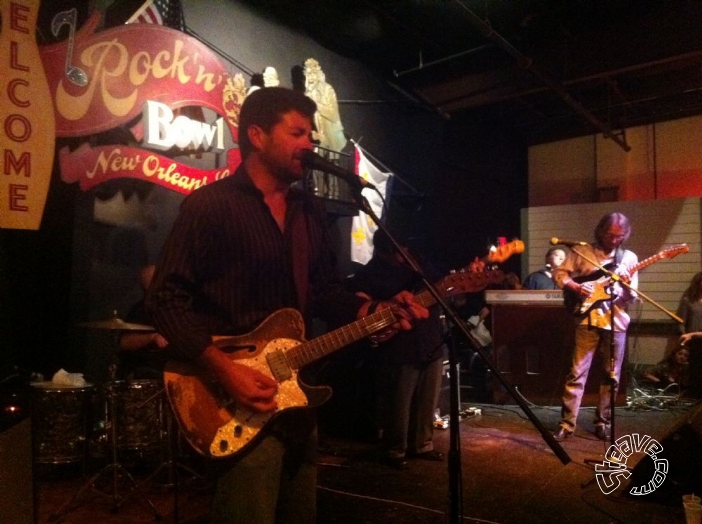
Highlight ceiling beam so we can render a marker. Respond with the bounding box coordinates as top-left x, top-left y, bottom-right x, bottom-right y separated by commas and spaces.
453, 0, 631, 152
